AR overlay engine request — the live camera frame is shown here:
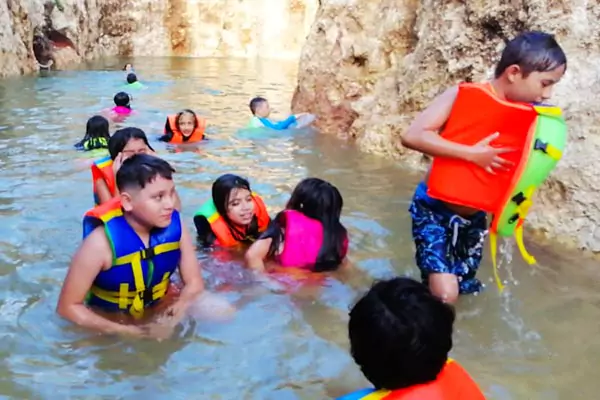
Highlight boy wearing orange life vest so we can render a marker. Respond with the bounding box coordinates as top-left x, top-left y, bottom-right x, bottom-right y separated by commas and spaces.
58, 154, 212, 338
337, 277, 485, 400
401, 31, 567, 303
